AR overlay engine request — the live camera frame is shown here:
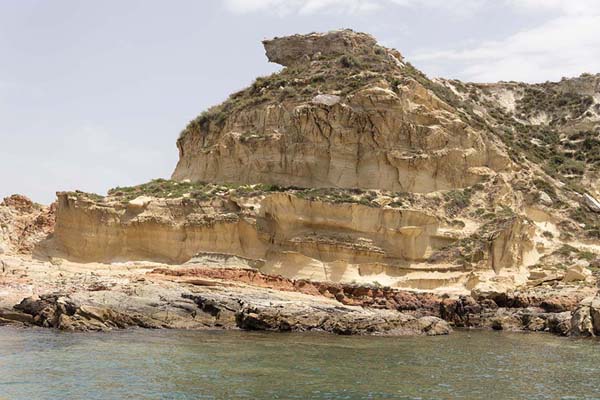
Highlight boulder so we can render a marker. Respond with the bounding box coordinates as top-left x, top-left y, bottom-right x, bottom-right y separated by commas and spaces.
563, 265, 592, 283
583, 194, 600, 213
127, 195, 153, 210
571, 296, 600, 336
547, 312, 572, 336
571, 306, 594, 336
311, 94, 341, 106
539, 191, 553, 206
